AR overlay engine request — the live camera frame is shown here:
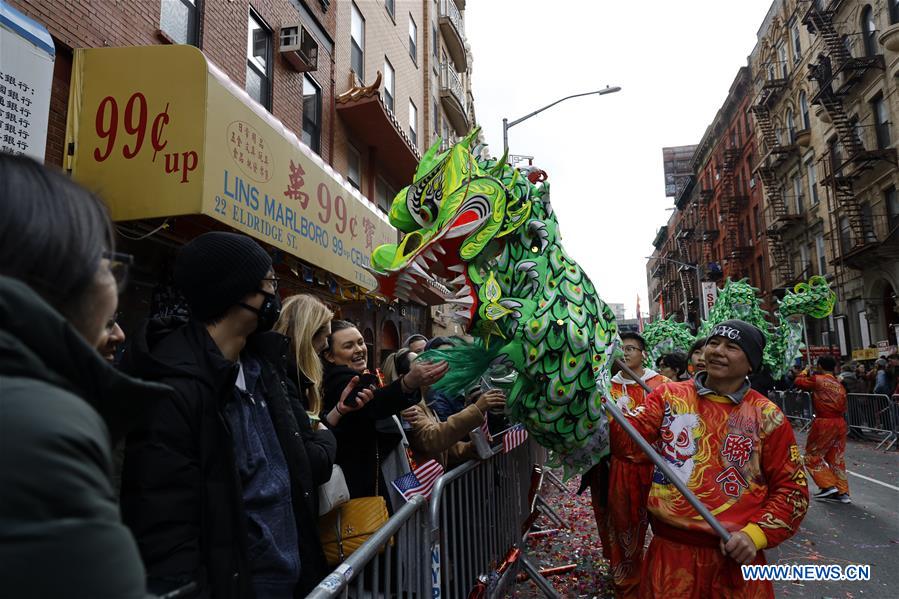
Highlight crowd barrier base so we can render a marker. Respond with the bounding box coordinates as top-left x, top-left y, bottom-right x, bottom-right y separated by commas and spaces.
309, 437, 564, 599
